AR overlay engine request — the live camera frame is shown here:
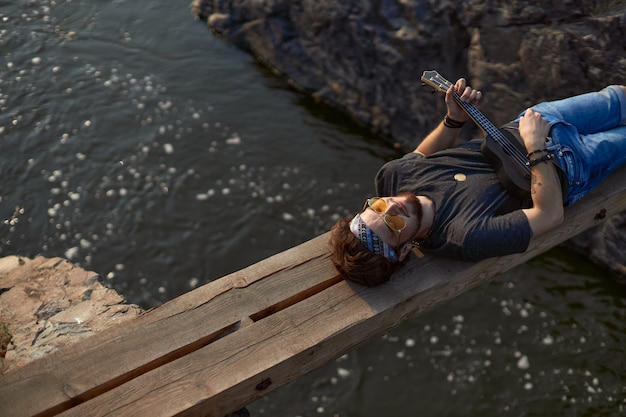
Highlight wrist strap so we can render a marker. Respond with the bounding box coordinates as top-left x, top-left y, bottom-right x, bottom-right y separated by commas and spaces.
443, 115, 465, 129
526, 151, 554, 167
526, 149, 549, 159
